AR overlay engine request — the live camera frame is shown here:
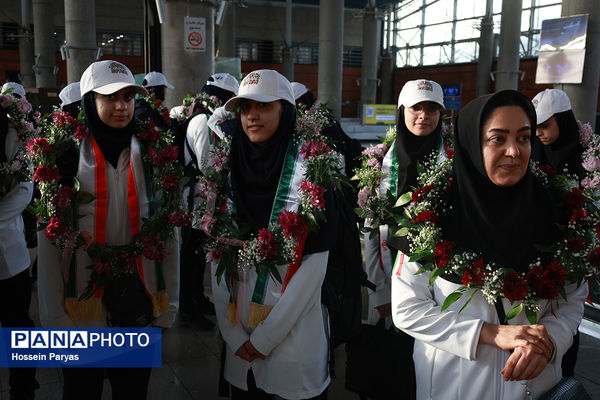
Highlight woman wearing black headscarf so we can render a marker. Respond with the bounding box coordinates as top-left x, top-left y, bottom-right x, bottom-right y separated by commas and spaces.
209, 70, 333, 400
391, 91, 588, 399
37, 60, 180, 400
364, 79, 449, 324
531, 89, 585, 179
